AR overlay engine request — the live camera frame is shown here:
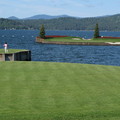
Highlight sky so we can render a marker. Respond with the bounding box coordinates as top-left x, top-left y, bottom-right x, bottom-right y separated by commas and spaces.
0, 0, 120, 18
